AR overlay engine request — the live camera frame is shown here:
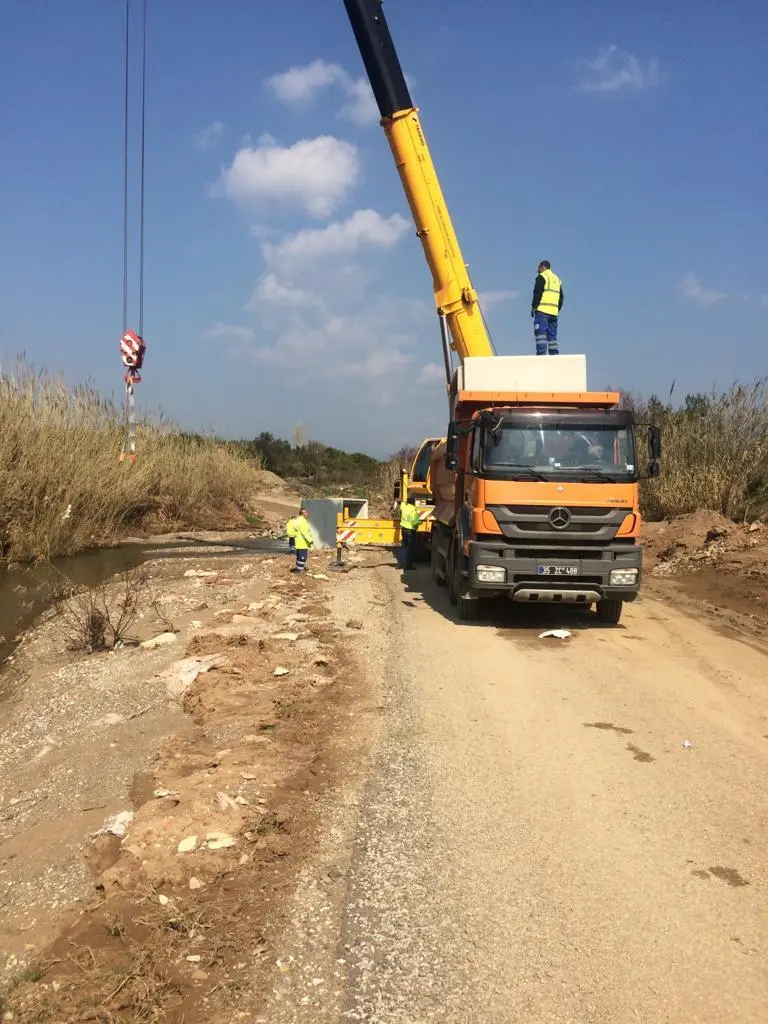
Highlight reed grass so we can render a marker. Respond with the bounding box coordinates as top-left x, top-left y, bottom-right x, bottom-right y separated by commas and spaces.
0, 361, 260, 562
